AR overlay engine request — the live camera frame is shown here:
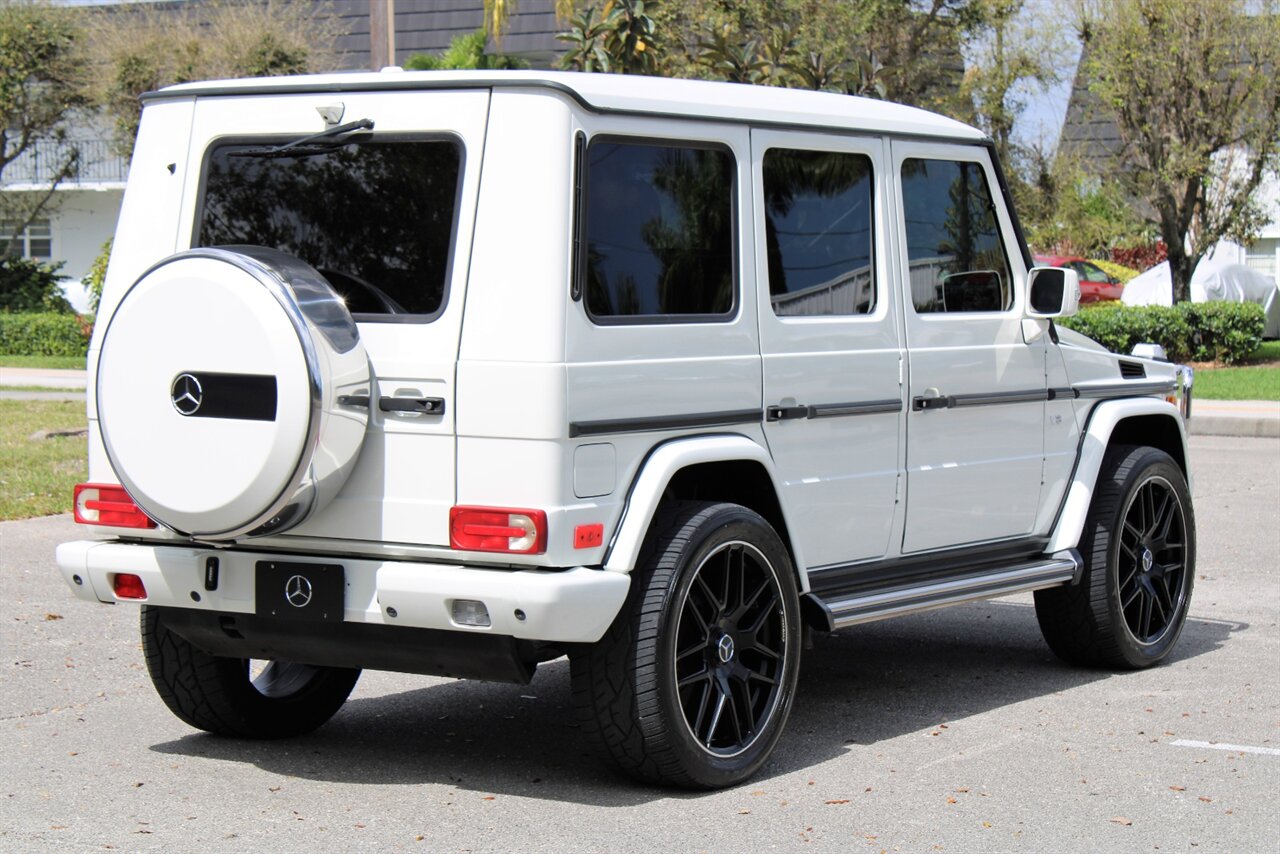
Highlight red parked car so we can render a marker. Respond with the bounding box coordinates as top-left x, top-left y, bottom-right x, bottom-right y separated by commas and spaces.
1034, 255, 1125, 303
